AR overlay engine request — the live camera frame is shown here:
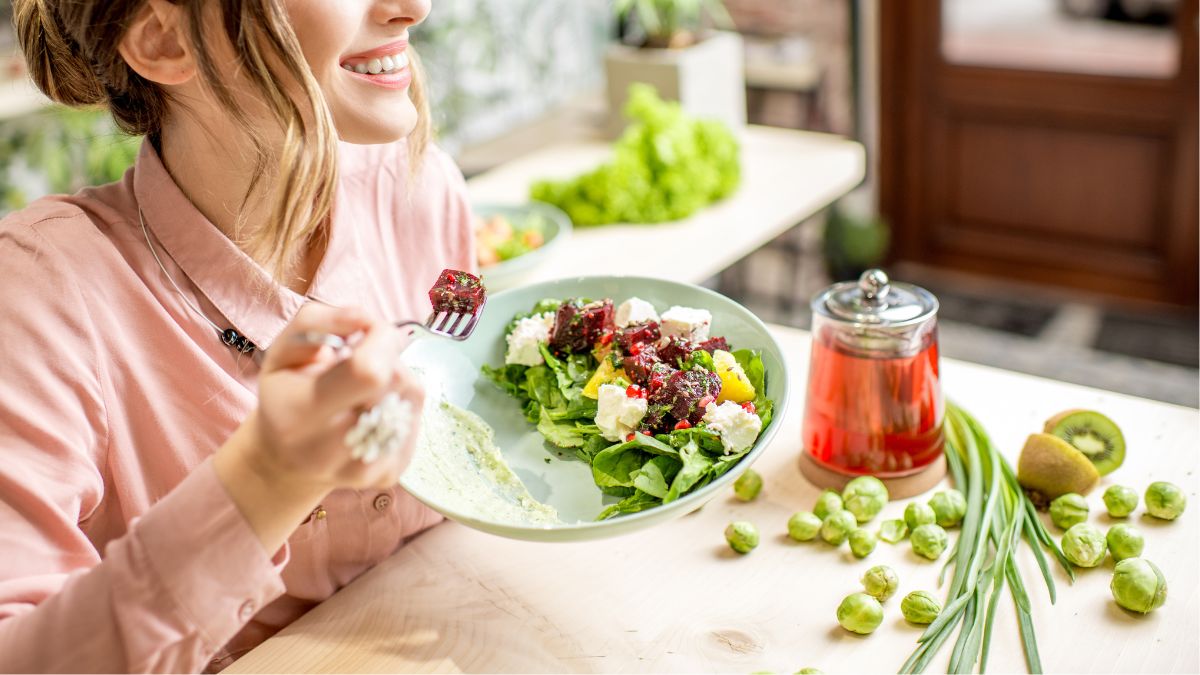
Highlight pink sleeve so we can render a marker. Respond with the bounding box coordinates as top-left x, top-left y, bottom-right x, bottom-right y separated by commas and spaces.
0, 221, 287, 673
